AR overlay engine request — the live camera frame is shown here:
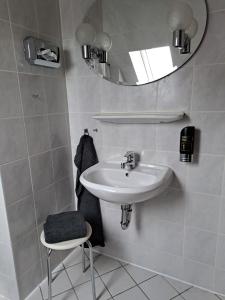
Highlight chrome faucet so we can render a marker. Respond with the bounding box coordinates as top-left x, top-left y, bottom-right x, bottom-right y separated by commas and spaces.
121, 151, 136, 170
